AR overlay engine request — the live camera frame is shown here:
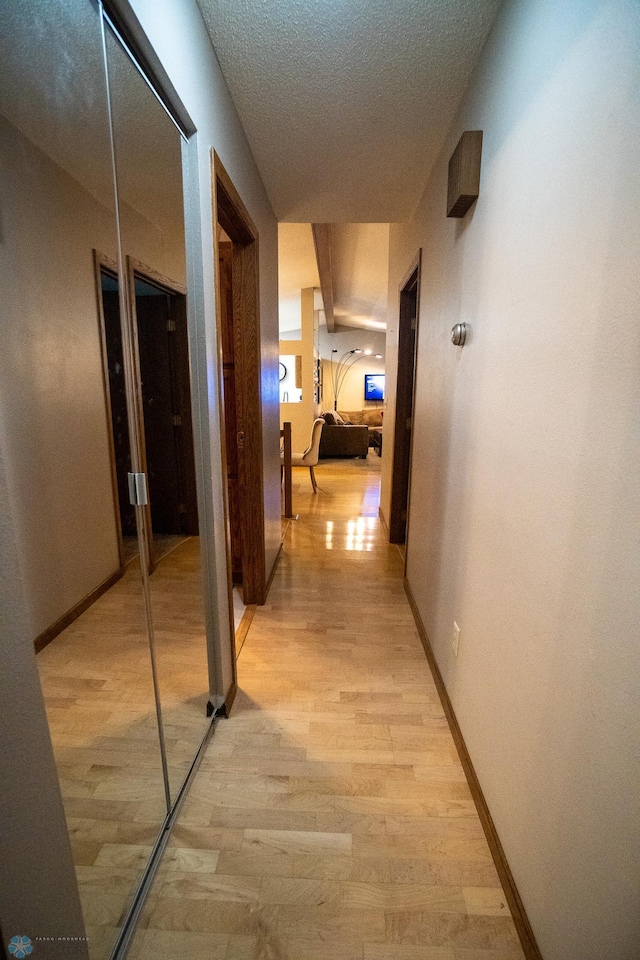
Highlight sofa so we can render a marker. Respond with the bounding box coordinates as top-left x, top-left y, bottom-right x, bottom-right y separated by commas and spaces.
317, 409, 384, 459
338, 408, 384, 446
318, 422, 368, 458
